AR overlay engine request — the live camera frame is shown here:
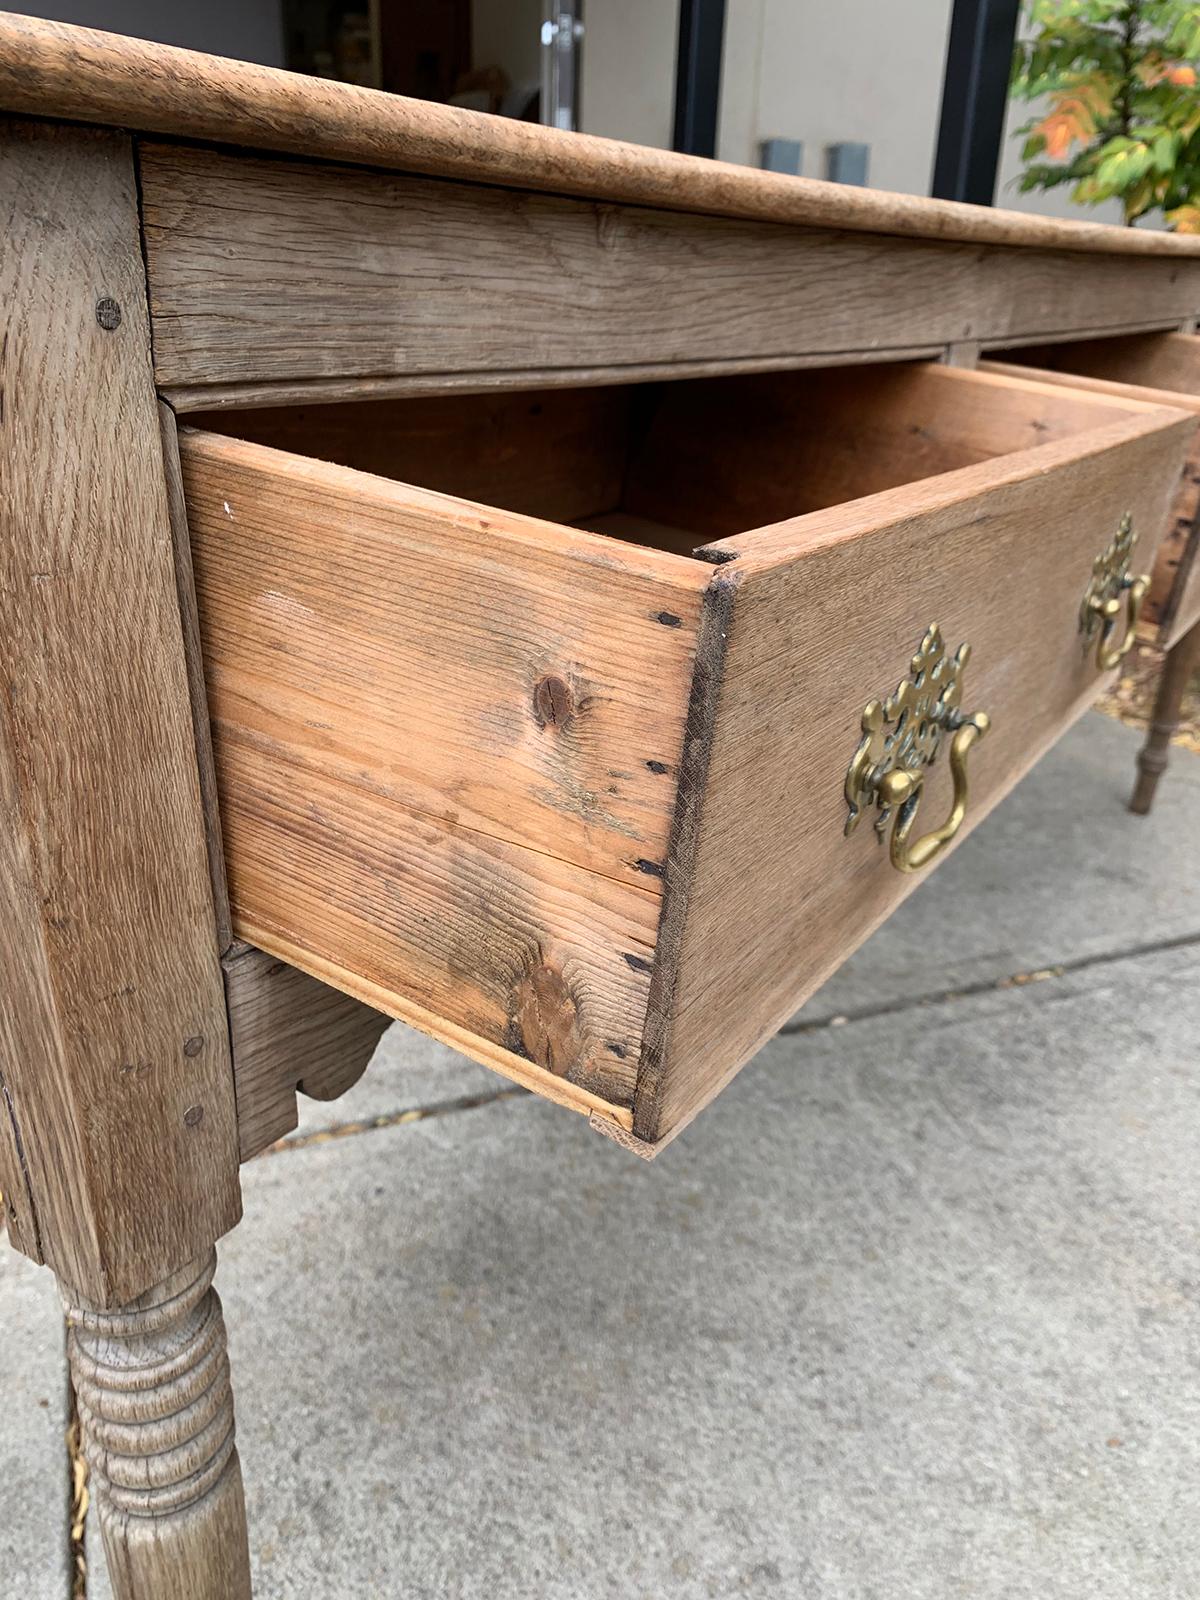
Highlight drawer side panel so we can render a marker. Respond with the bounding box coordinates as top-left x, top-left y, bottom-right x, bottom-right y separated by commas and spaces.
183, 431, 707, 1108
223, 756, 657, 1108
